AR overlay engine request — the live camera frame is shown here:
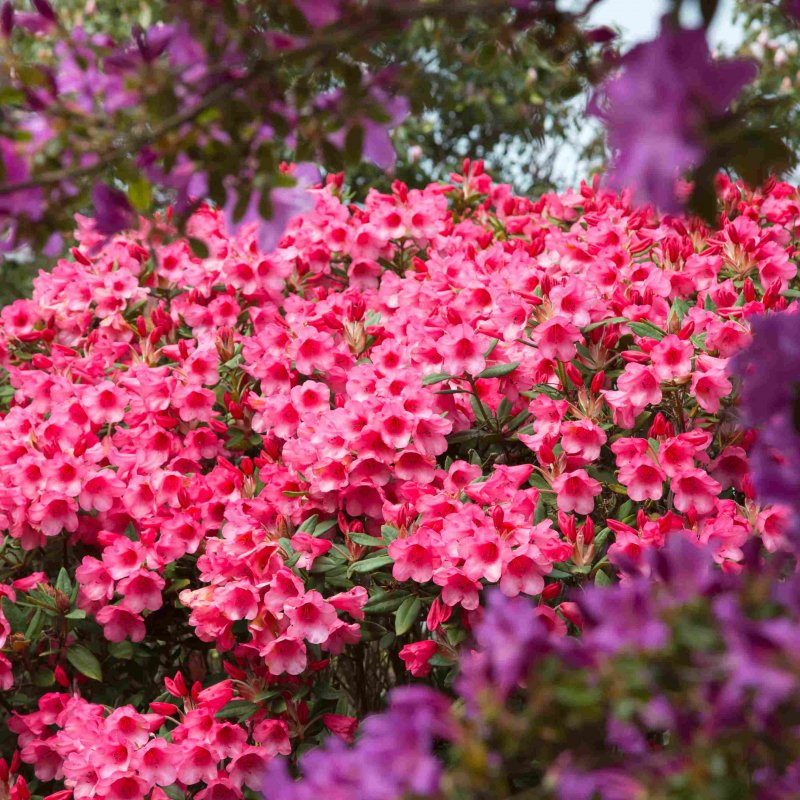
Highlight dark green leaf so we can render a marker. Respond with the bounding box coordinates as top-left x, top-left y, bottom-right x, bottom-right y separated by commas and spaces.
476, 362, 519, 379
394, 596, 422, 636
67, 644, 103, 681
